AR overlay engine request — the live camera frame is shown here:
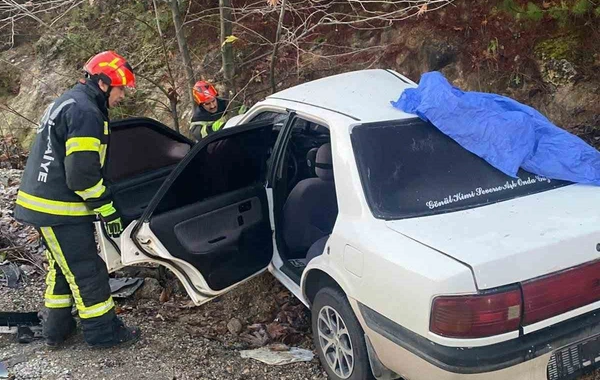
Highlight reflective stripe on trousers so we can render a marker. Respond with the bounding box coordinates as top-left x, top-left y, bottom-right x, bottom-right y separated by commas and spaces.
40, 226, 114, 319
